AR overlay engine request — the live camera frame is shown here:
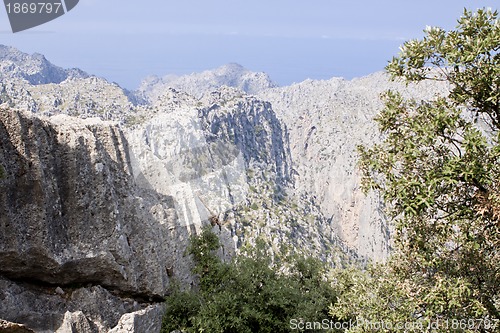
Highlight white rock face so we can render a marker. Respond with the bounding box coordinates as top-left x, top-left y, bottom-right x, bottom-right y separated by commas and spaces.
0, 44, 87, 85
55, 311, 97, 333
125, 89, 249, 236
137, 63, 277, 100
108, 305, 165, 333
260, 72, 450, 260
